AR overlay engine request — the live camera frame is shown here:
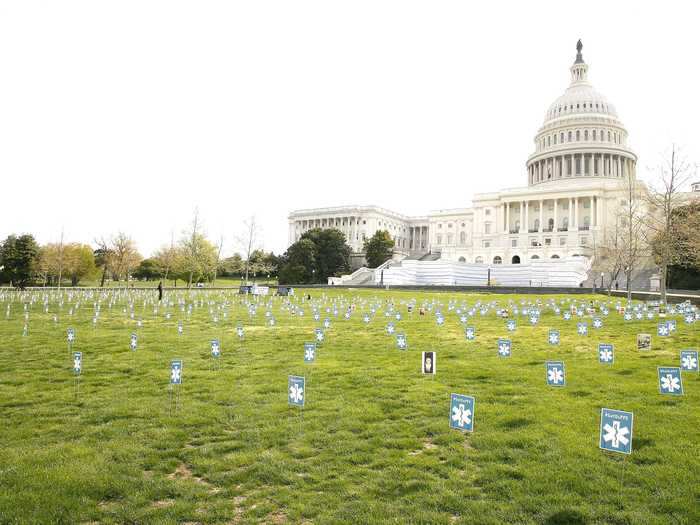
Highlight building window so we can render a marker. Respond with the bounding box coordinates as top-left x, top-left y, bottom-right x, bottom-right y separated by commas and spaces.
482, 240, 491, 248
560, 132, 564, 143
448, 223, 453, 228
460, 231, 466, 244
436, 234, 442, 244
593, 130, 597, 140
511, 239, 517, 247
568, 131, 572, 142
475, 256, 484, 263
458, 256, 466, 263
447, 233, 453, 244
531, 255, 540, 259
438, 223, 442, 229
484, 222, 491, 234
584, 130, 588, 140
493, 256, 502, 264
485, 209, 491, 216
545, 238, 552, 246
559, 237, 566, 246
551, 254, 560, 259
580, 236, 588, 246
576, 130, 580, 141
